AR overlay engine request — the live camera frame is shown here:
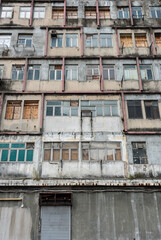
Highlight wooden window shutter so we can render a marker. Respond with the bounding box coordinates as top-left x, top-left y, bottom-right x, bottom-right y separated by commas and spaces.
24, 101, 38, 119
6, 101, 21, 119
